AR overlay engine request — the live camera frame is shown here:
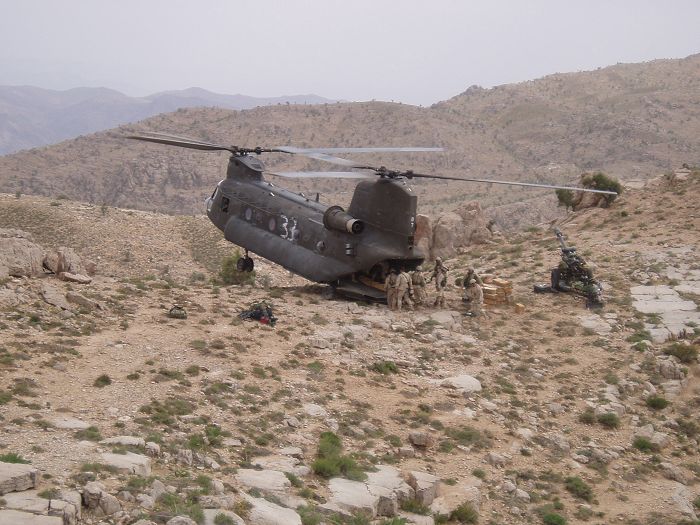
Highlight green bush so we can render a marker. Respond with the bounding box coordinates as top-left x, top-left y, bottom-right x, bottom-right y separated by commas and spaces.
93, 374, 111, 388
565, 476, 594, 502
219, 251, 256, 286
450, 502, 479, 523
399, 498, 430, 515
543, 513, 567, 525
370, 360, 399, 375
214, 513, 236, 525
312, 432, 366, 481
555, 189, 575, 210
0, 453, 30, 464
646, 395, 670, 410
582, 172, 622, 206
74, 426, 102, 441
632, 437, 659, 453
664, 342, 698, 364
596, 412, 620, 429
578, 408, 595, 425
